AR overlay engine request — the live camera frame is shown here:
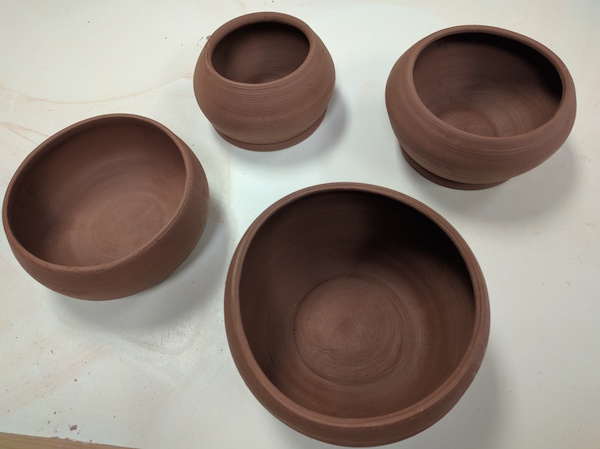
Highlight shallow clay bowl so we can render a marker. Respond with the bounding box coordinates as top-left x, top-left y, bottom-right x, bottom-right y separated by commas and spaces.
386, 25, 576, 189
193, 12, 335, 151
225, 183, 490, 446
3, 114, 209, 300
